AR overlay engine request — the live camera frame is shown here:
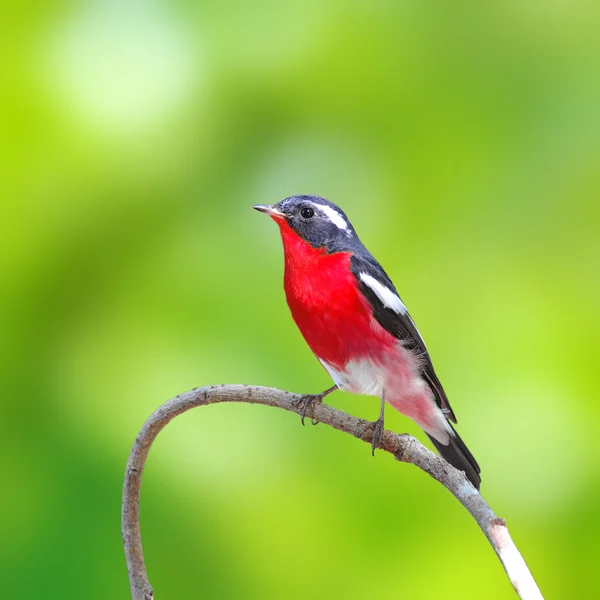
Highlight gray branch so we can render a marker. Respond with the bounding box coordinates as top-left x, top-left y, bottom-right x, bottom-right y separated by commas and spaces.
122, 384, 544, 600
